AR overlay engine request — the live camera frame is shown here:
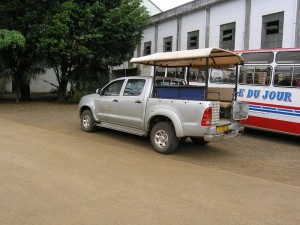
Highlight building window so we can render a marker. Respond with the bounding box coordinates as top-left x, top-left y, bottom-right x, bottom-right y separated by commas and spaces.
261, 12, 284, 48
187, 30, 199, 50
163, 36, 173, 52
219, 22, 235, 50
144, 42, 151, 56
